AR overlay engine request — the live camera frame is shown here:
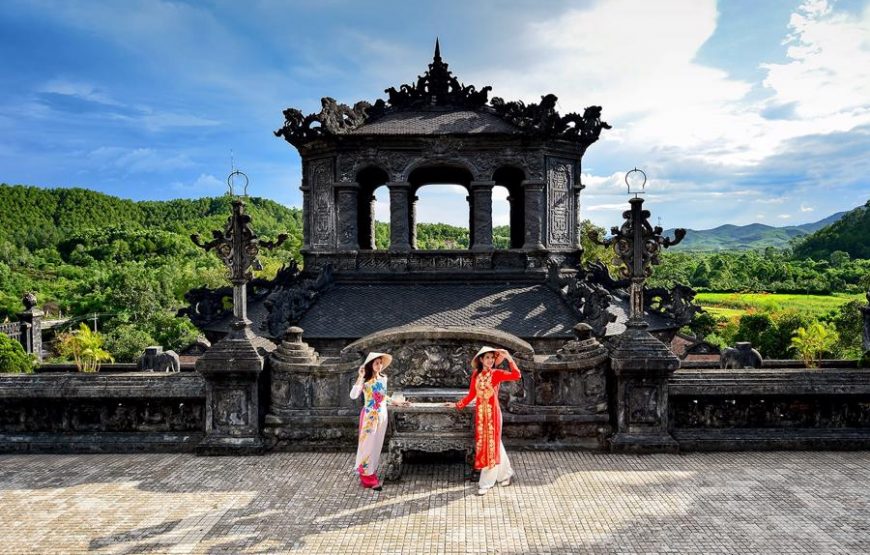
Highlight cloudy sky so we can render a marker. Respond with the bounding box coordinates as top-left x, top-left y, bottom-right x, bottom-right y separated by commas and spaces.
1, 0, 868, 231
